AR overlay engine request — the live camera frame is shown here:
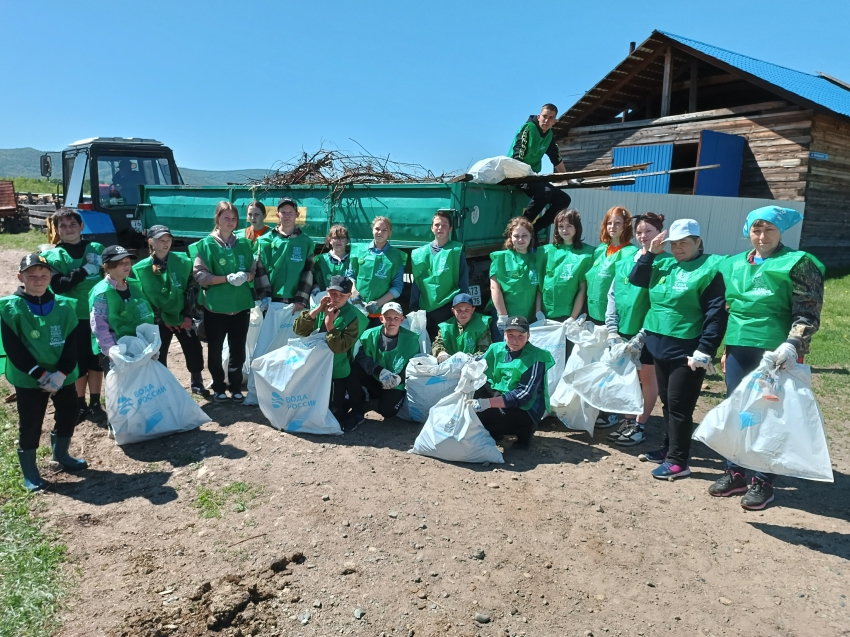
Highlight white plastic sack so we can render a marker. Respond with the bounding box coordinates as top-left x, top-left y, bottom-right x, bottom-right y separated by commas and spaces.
222, 304, 264, 377
693, 360, 833, 482
244, 302, 296, 405
550, 322, 608, 434
397, 352, 471, 422
106, 324, 210, 446
310, 290, 327, 310
564, 343, 643, 415
402, 310, 431, 355
409, 359, 503, 464
467, 156, 534, 184
529, 319, 569, 397
253, 334, 342, 436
